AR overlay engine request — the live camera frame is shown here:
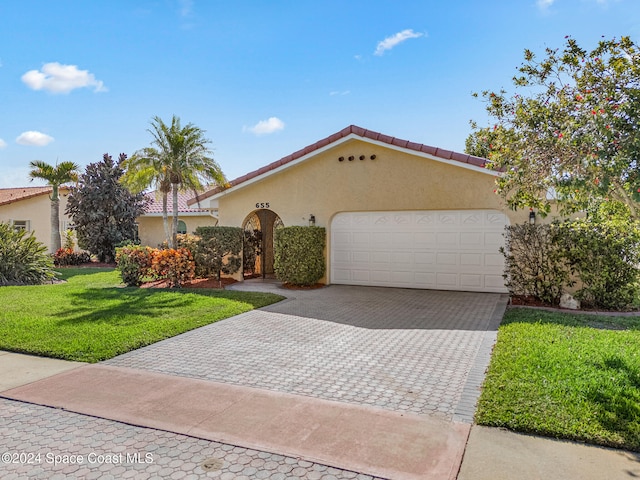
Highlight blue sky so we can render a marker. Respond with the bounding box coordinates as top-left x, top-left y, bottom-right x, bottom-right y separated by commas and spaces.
1, 0, 639, 188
